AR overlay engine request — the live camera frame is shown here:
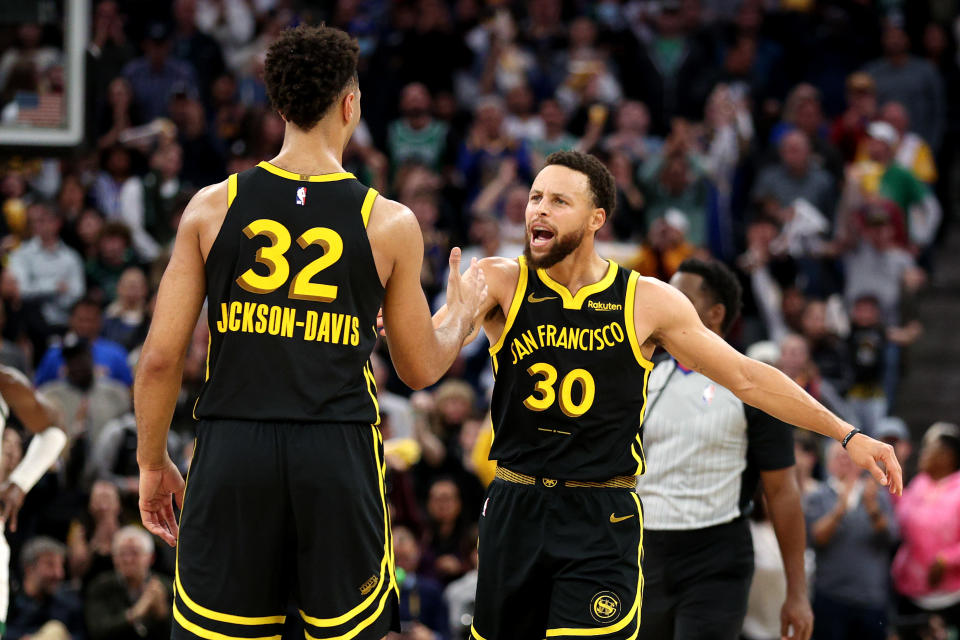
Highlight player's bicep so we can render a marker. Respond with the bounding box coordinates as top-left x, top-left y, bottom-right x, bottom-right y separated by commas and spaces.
647, 283, 752, 392
380, 212, 436, 354
0, 366, 59, 431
